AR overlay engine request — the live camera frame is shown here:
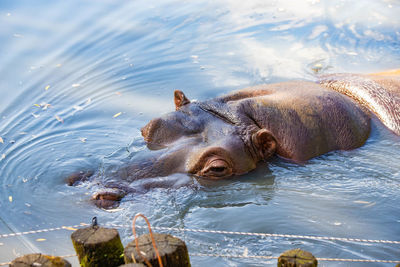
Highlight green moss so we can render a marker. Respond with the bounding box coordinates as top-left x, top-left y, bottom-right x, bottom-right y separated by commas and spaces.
72, 230, 124, 267
278, 248, 318, 267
